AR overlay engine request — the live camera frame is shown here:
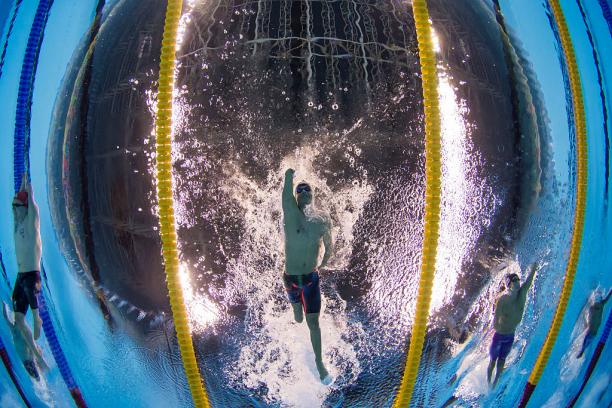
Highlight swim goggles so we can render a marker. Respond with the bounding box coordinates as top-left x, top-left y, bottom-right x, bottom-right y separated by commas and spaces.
296, 184, 311, 194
